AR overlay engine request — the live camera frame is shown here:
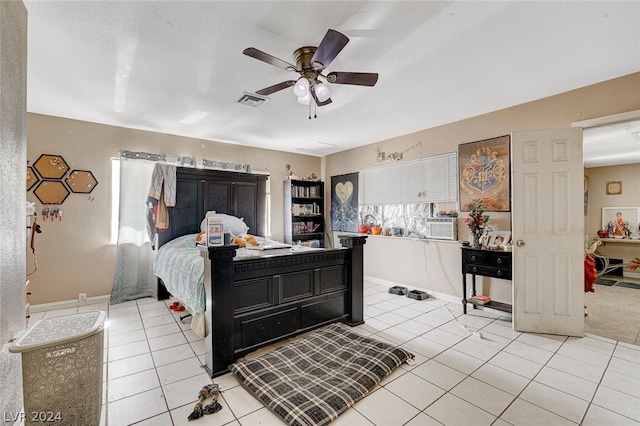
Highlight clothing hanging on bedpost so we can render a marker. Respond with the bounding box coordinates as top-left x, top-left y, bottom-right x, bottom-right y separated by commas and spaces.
111, 150, 167, 306
146, 163, 177, 249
